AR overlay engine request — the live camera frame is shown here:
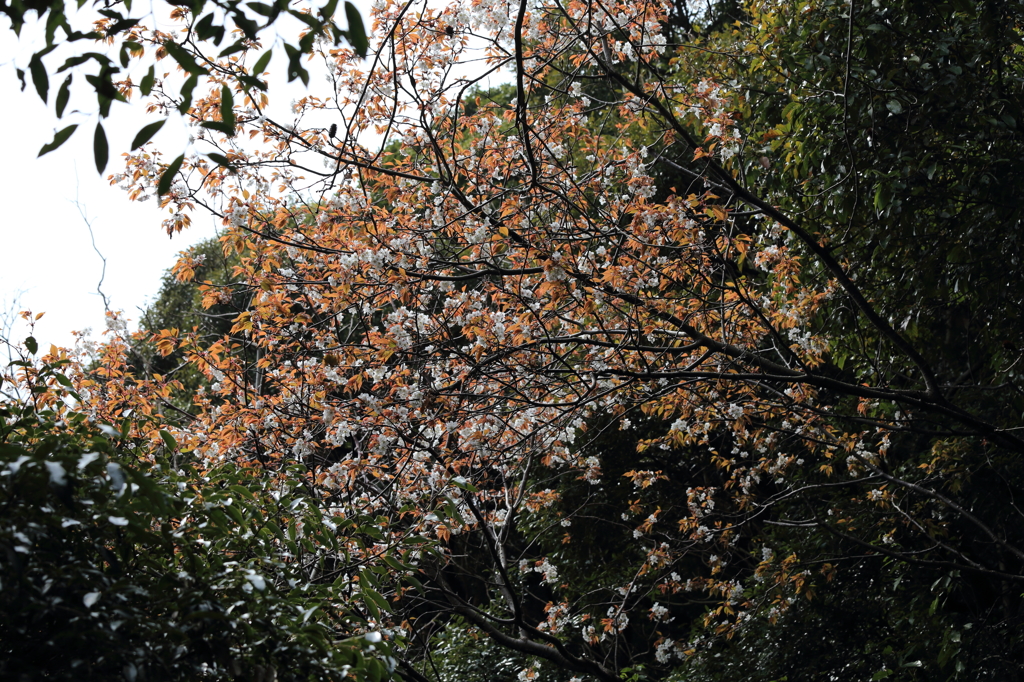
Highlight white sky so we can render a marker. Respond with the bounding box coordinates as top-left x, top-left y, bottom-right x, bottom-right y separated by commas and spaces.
0, 71, 219, 351
0, 19, 213, 350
